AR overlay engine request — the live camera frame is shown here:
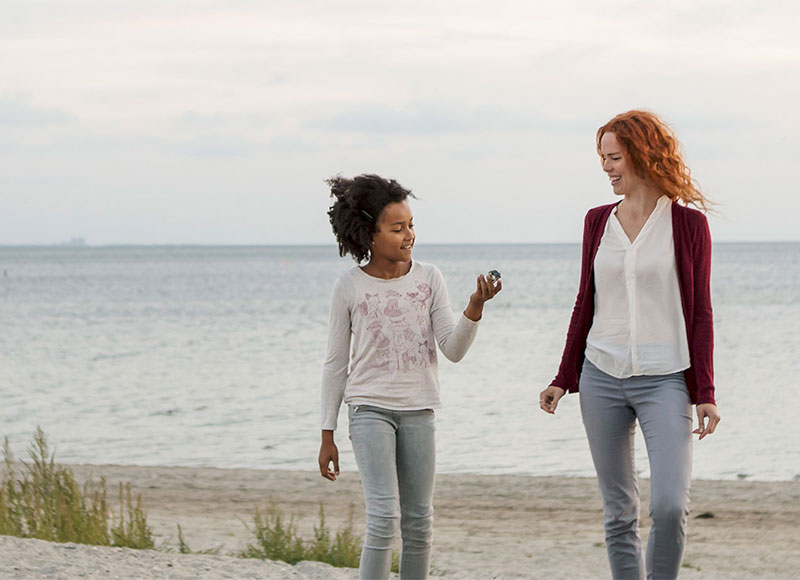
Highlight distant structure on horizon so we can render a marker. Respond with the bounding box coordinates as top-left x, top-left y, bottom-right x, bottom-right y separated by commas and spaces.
60, 237, 87, 247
